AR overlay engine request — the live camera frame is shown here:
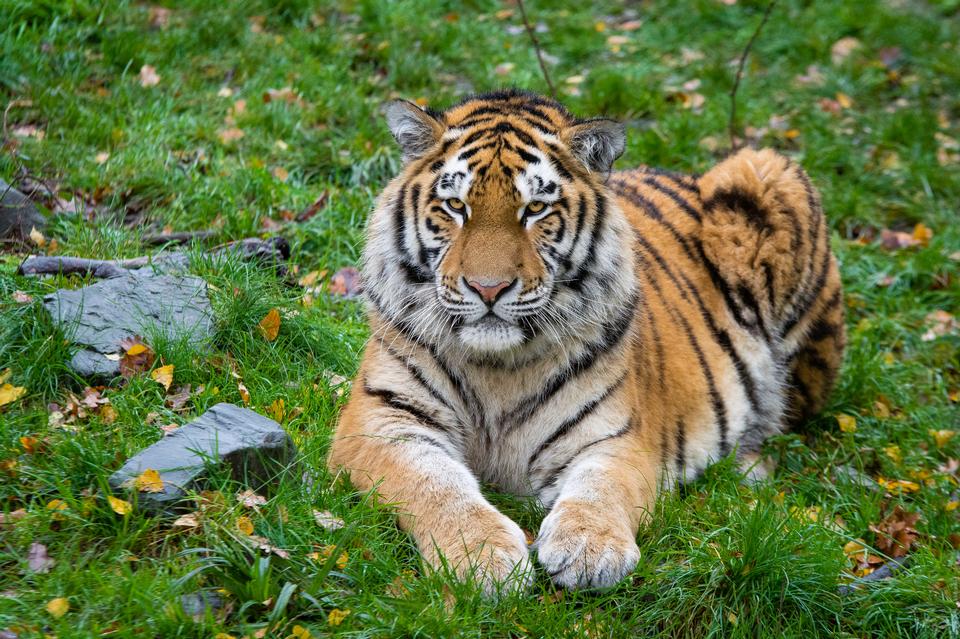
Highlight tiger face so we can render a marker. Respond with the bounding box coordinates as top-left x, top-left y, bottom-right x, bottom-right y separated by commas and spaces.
366, 90, 630, 356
